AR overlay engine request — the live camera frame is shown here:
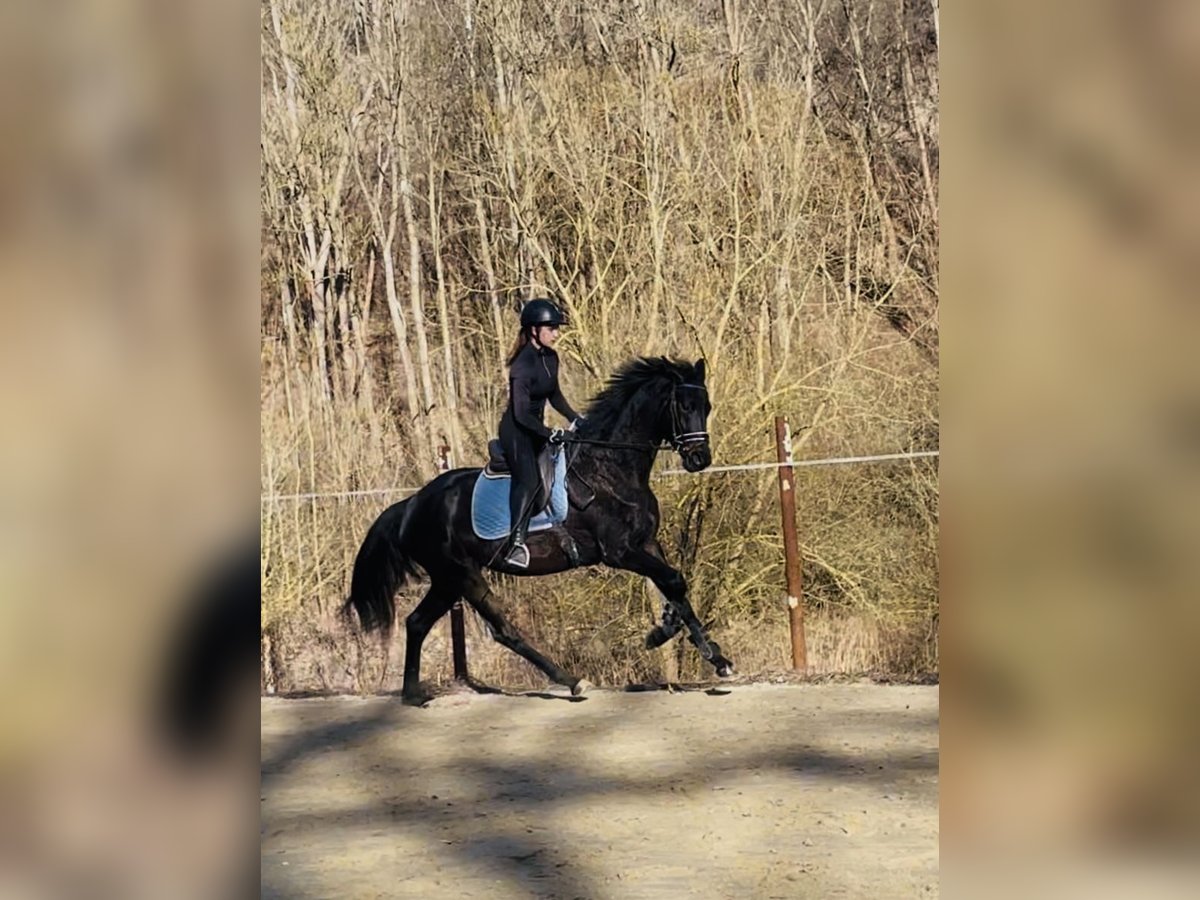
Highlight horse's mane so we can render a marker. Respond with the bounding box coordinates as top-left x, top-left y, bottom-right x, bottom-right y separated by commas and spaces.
583, 357, 701, 435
